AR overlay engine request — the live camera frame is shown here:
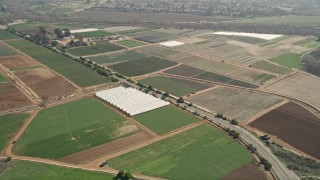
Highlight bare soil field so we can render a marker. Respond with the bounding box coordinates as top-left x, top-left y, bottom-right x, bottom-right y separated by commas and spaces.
221, 164, 267, 180
0, 55, 39, 69
14, 67, 76, 98
187, 87, 283, 121
250, 102, 320, 160
71, 10, 230, 23
265, 72, 320, 110
57, 131, 154, 164
0, 82, 32, 111
179, 37, 206, 44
